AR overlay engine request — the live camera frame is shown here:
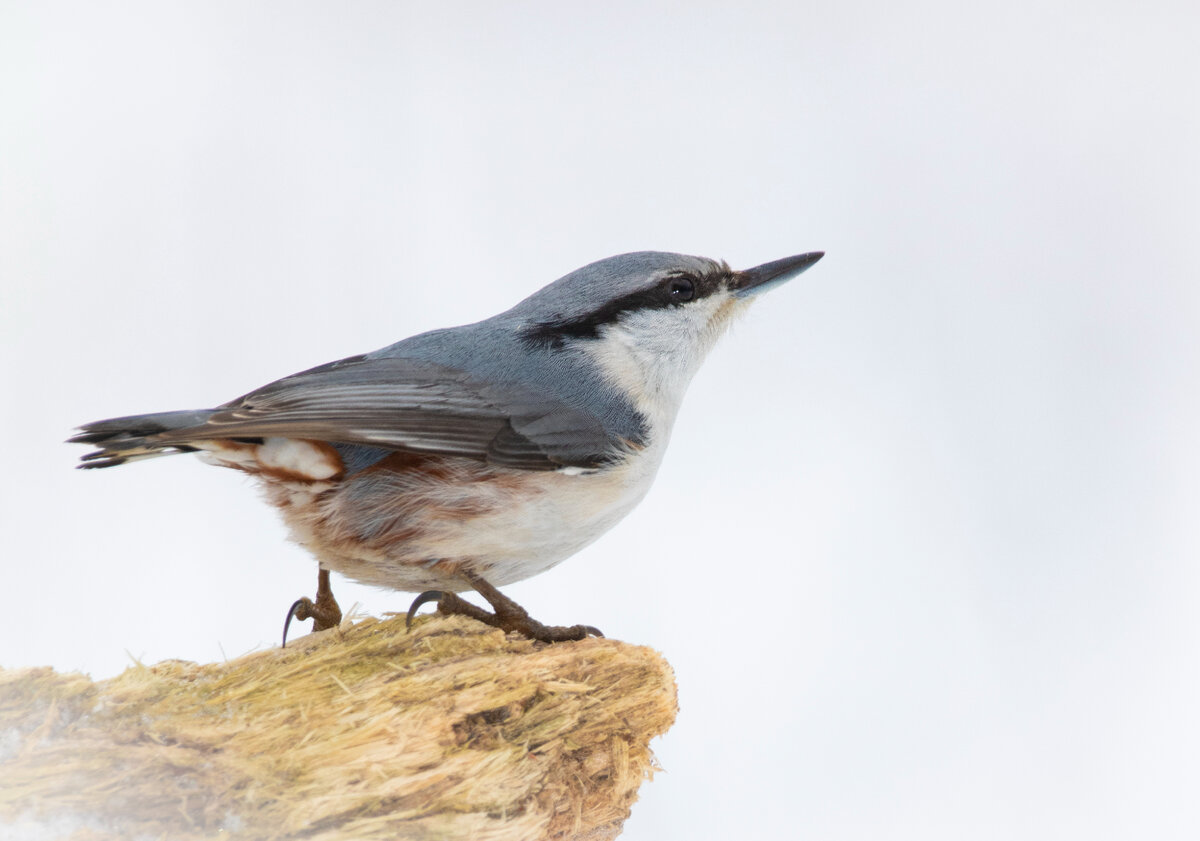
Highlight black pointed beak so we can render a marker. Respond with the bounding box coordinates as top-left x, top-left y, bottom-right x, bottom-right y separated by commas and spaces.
733, 251, 824, 297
